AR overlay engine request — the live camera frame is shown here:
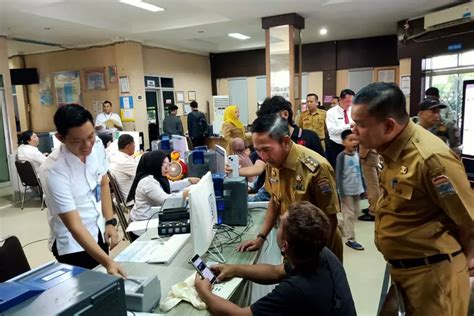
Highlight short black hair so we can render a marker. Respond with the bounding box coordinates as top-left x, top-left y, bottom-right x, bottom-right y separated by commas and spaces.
256, 96, 294, 125
97, 133, 112, 148
251, 114, 289, 142
169, 105, 179, 112
103, 100, 112, 106
283, 202, 330, 271
425, 87, 440, 98
353, 82, 409, 124
340, 89, 355, 99
54, 104, 94, 137
19, 130, 34, 145
190, 101, 198, 109
341, 129, 354, 141
118, 134, 135, 149
306, 93, 318, 100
